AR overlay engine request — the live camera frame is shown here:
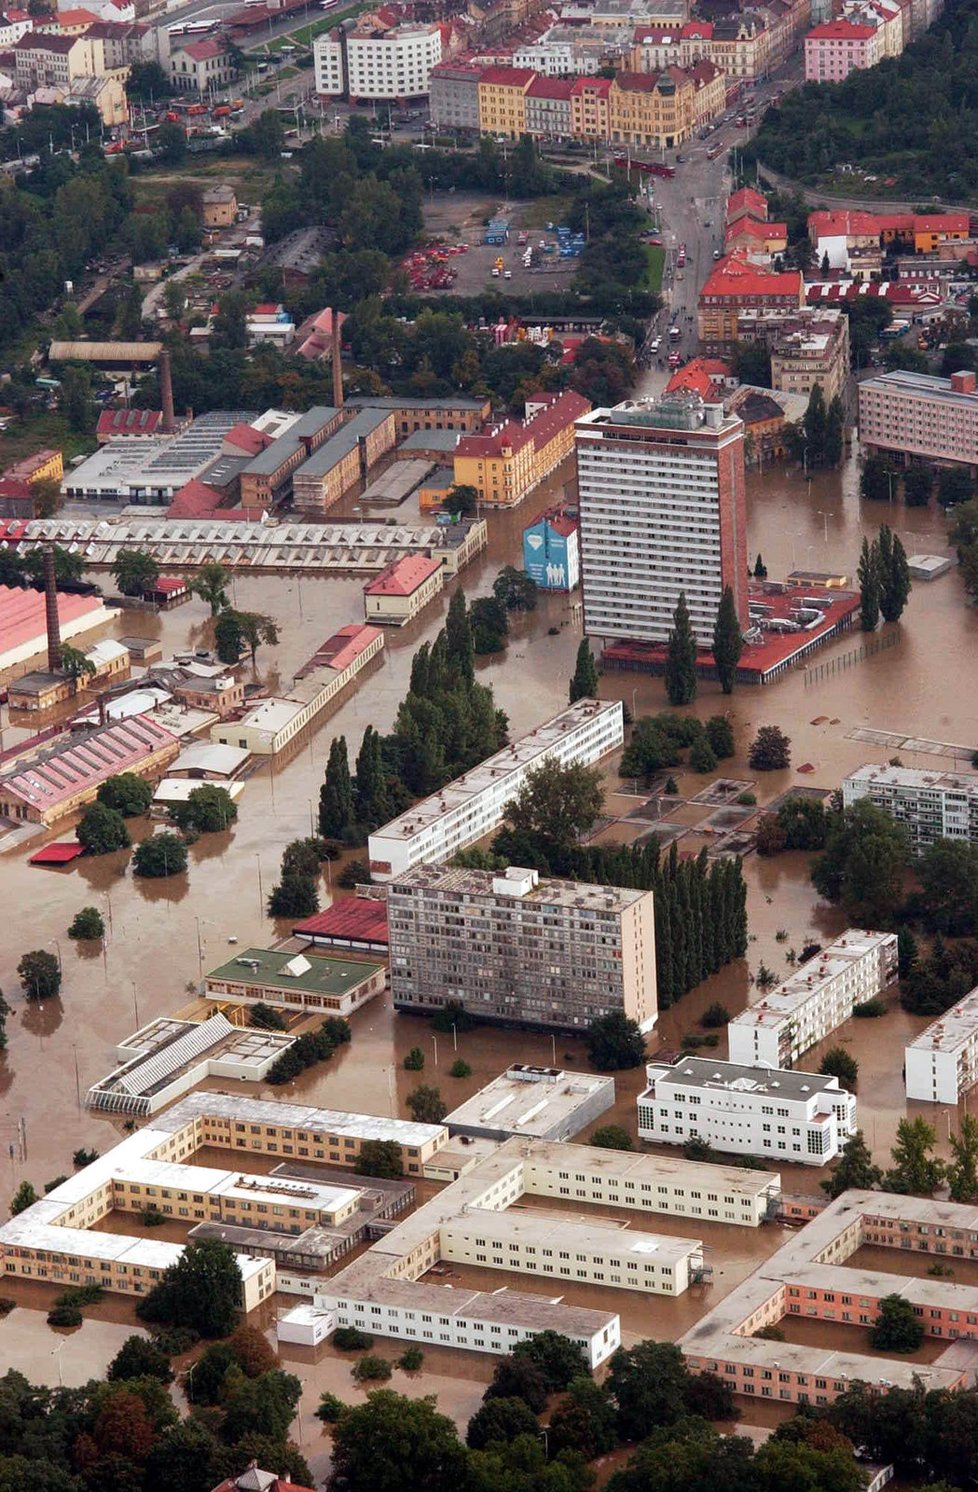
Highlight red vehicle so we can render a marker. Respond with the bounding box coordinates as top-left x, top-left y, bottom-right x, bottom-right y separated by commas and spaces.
668, 350, 682, 367
212, 105, 231, 118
